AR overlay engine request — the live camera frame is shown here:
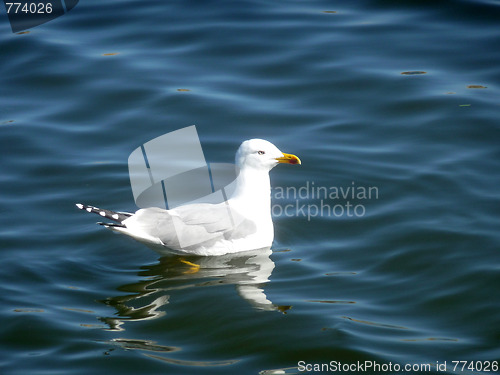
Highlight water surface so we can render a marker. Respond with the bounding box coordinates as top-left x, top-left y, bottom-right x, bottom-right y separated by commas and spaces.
1, 0, 499, 374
